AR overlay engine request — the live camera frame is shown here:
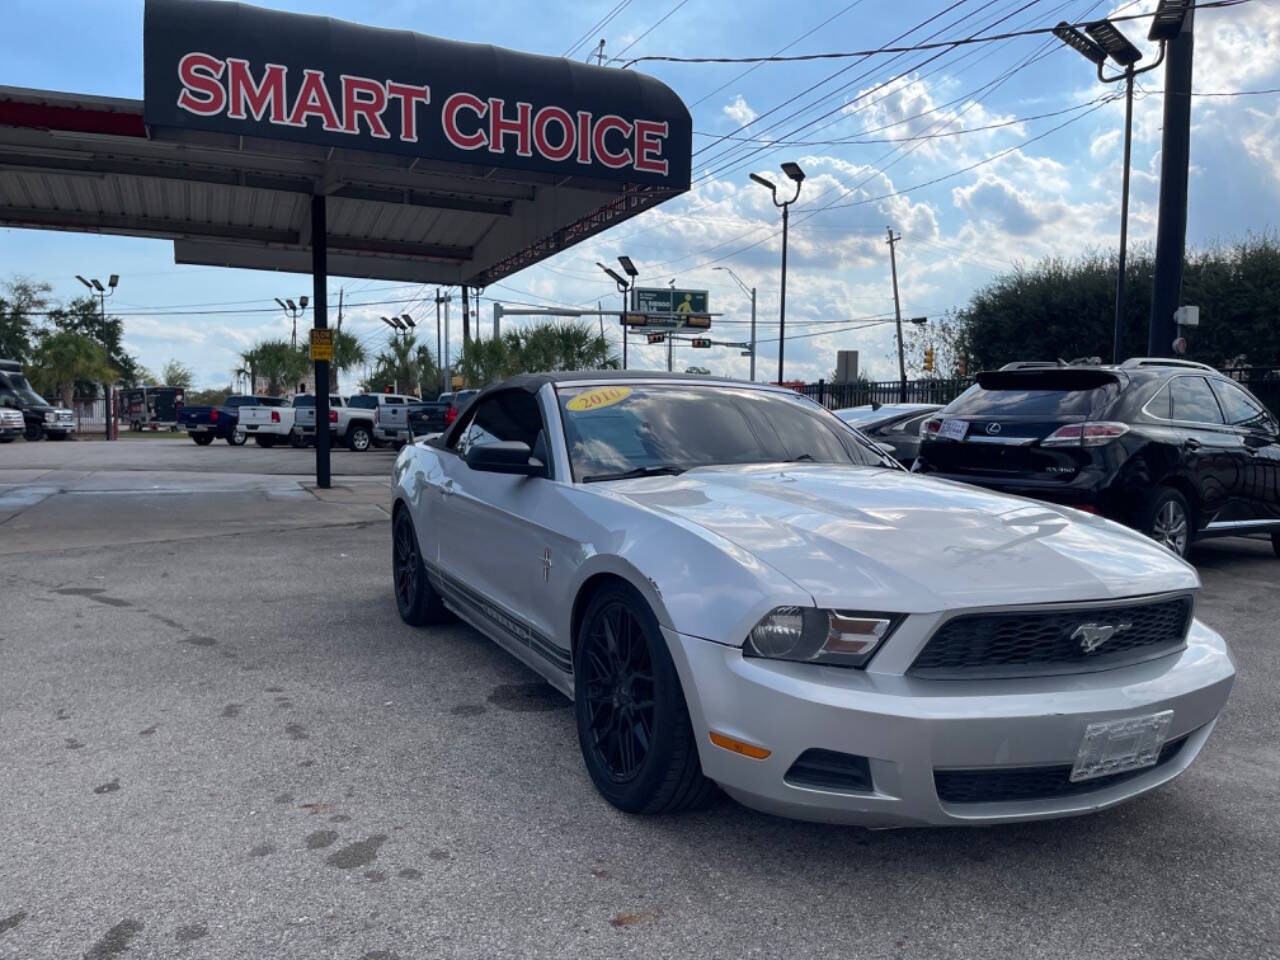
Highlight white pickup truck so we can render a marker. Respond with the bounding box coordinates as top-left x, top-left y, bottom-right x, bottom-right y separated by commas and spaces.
238, 394, 309, 447
294, 394, 347, 447
368, 393, 421, 449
